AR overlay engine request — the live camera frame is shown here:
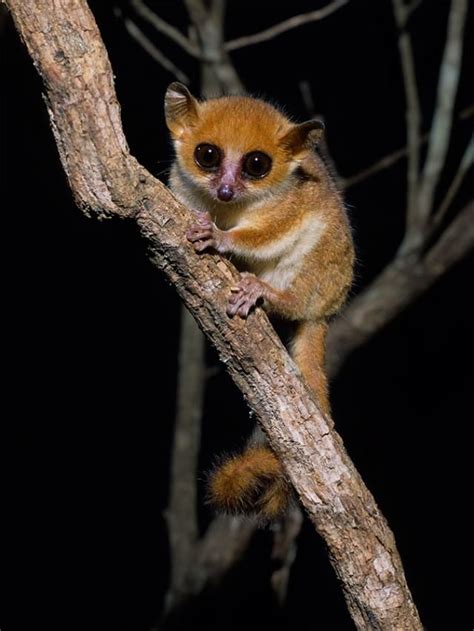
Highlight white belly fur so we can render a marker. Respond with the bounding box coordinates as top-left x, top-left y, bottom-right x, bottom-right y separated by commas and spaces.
258, 215, 326, 291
